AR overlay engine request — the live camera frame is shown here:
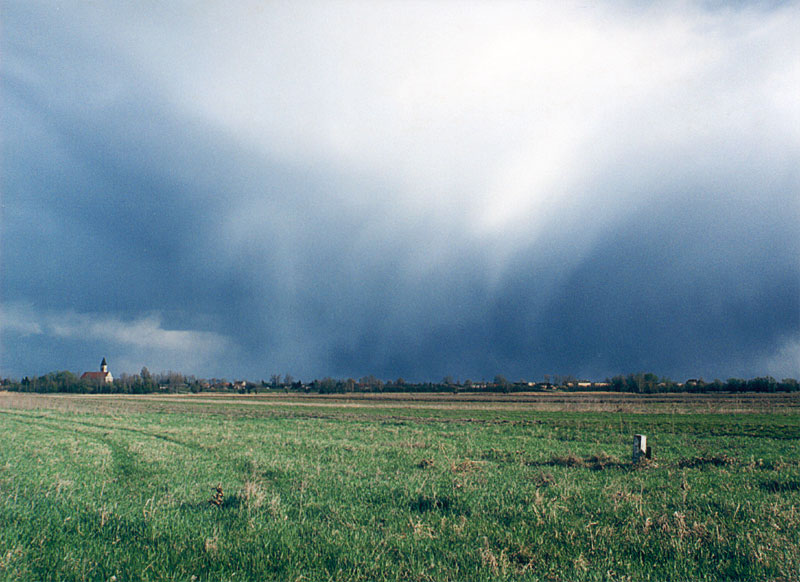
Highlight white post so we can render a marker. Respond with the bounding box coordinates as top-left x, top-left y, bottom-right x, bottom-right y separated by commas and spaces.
633, 434, 647, 463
